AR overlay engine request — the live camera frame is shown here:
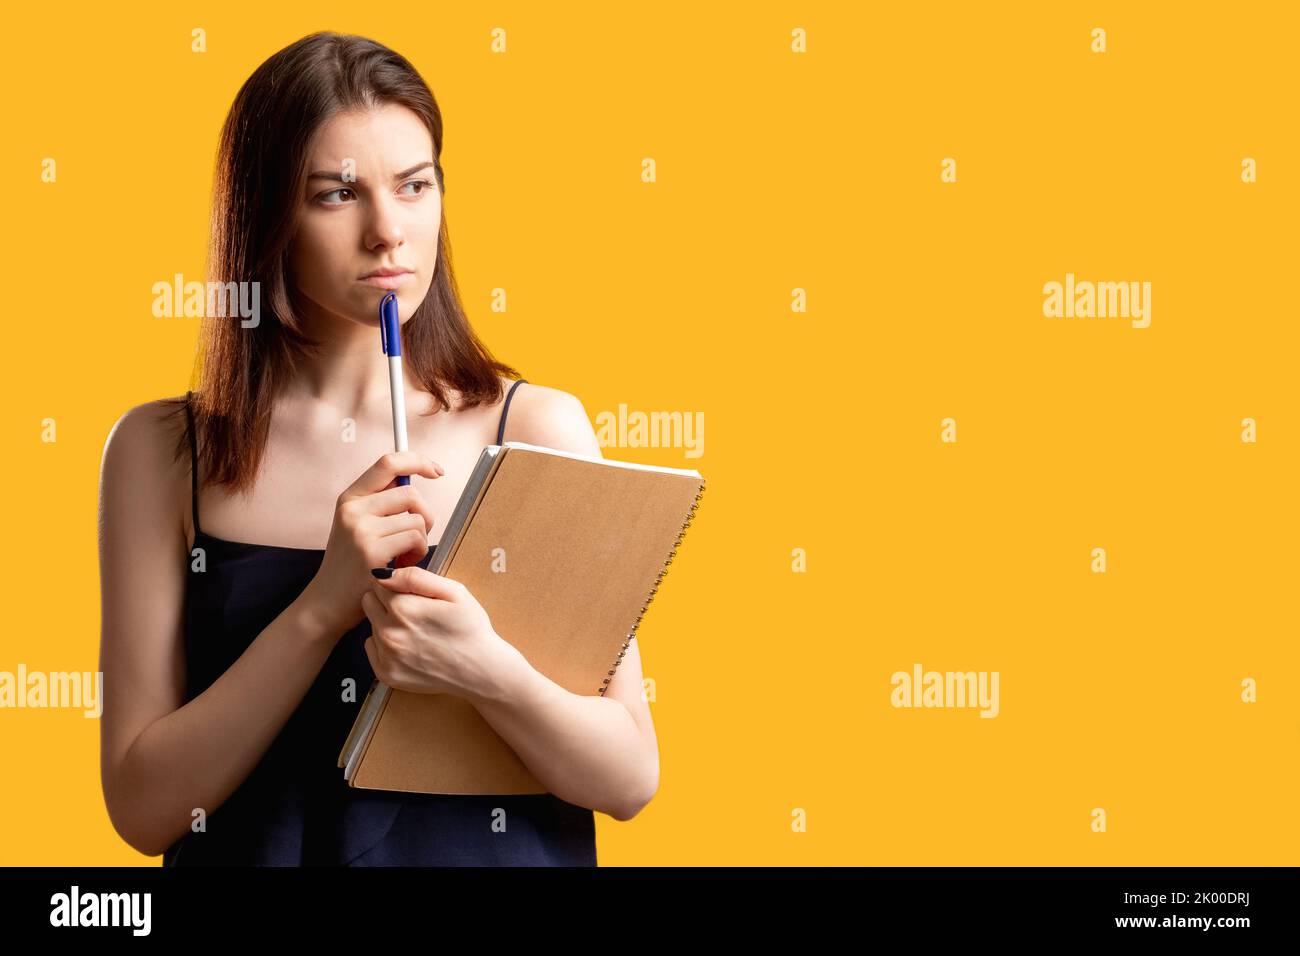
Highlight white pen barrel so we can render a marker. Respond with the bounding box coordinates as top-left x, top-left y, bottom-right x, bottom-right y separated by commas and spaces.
388, 356, 408, 452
